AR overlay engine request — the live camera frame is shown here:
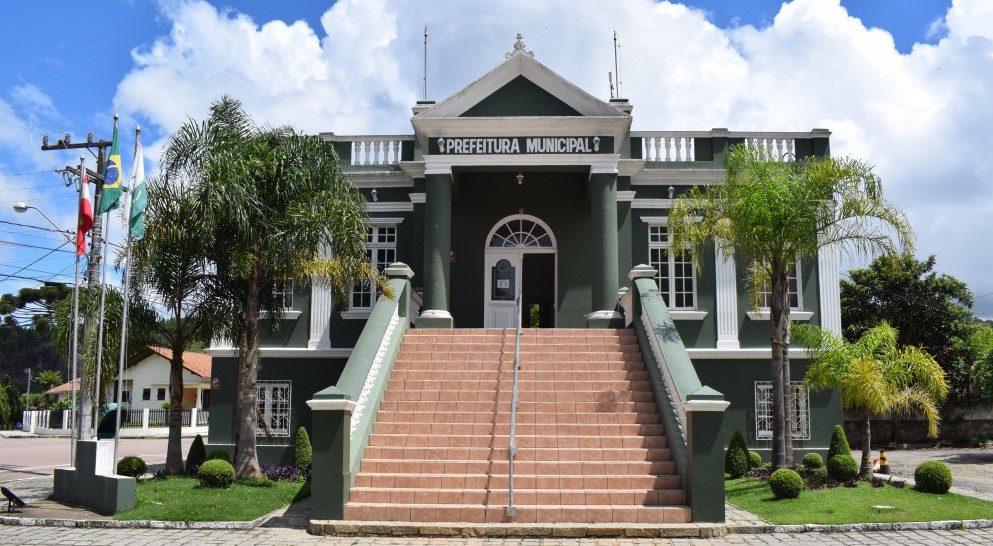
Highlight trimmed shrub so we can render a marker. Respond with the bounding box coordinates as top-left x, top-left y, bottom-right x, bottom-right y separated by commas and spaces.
769, 468, 804, 499
914, 460, 953, 494
117, 455, 147, 478
748, 450, 762, 469
293, 426, 312, 469
197, 459, 235, 488
724, 430, 749, 478
802, 453, 823, 469
827, 454, 859, 482
827, 425, 852, 461
185, 434, 207, 474
206, 449, 232, 464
